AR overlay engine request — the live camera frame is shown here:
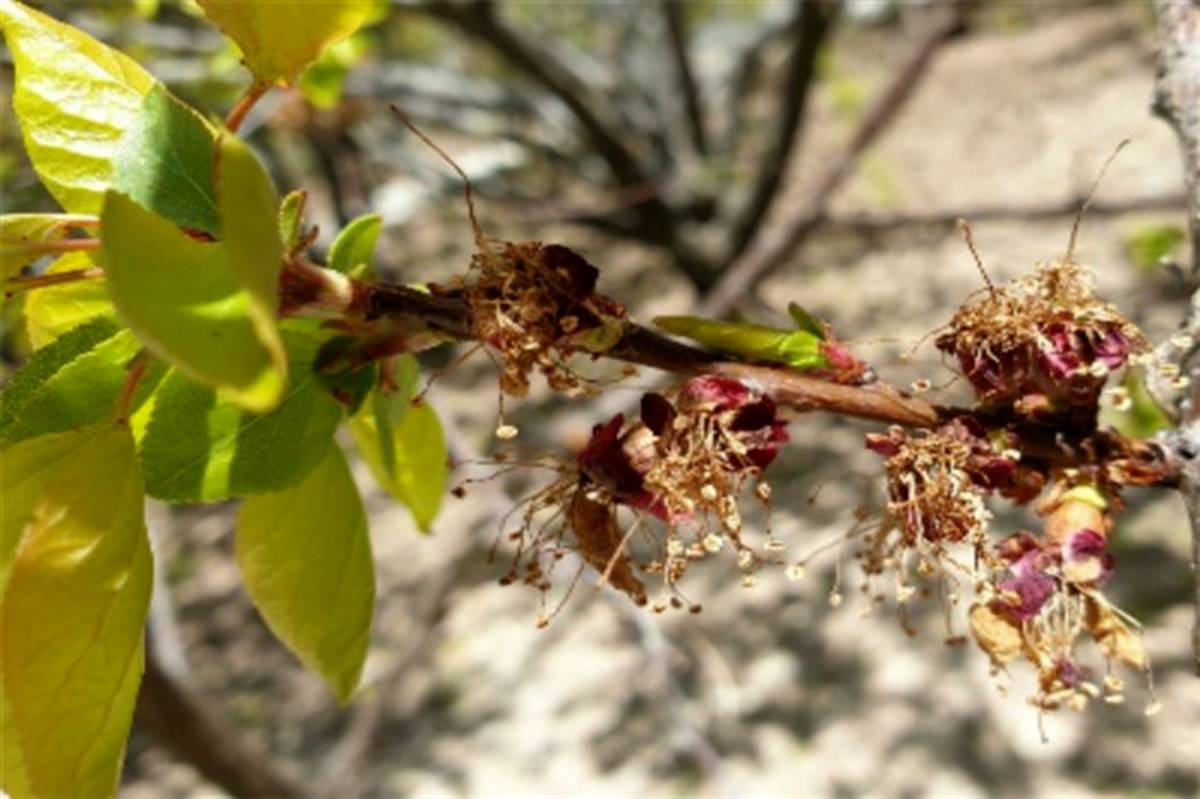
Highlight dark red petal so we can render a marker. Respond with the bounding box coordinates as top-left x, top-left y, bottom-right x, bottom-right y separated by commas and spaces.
730, 397, 777, 431
541, 243, 599, 298
682, 375, 751, 409
640, 392, 676, 435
